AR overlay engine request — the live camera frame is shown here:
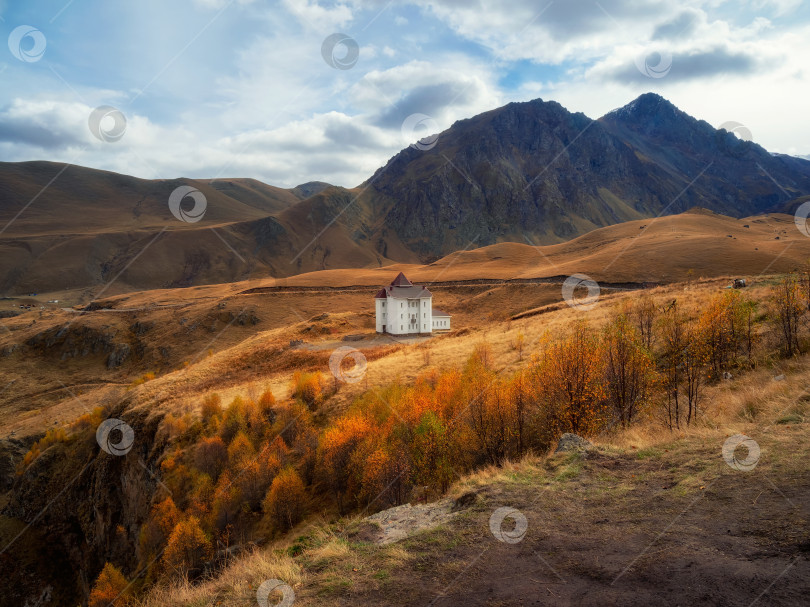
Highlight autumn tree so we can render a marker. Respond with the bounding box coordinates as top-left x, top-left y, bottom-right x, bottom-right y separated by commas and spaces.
537, 322, 607, 436
236, 447, 279, 511
659, 303, 707, 429
317, 414, 373, 514
508, 369, 533, 454
263, 467, 307, 532
257, 388, 276, 417
139, 497, 181, 561
773, 274, 804, 357
602, 314, 657, 427
741, 296, 759, 364
409, 410, 456, 496
162, 517, 213, 579
200, 393, 222, 427
269, 401, 314, 455
468, 377, 515, 465
88, 562, 130, 607
218, 396, 248, 444
357, 439, 411, 509
292, 371, 323, 410
699, 290, 752, 378
632, 294, 658, 351
210, 471, 244, 533
681, 325, 707, 425
193, 436, 228, 480
470, 342, 493, 370
227, 431, 255, 470
186, 473, 215, 523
